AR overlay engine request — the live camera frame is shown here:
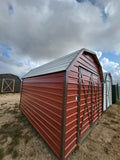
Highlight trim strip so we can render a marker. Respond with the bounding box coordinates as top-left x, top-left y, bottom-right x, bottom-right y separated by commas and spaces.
77, 67, 81, 144
60, 71, 67, 160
